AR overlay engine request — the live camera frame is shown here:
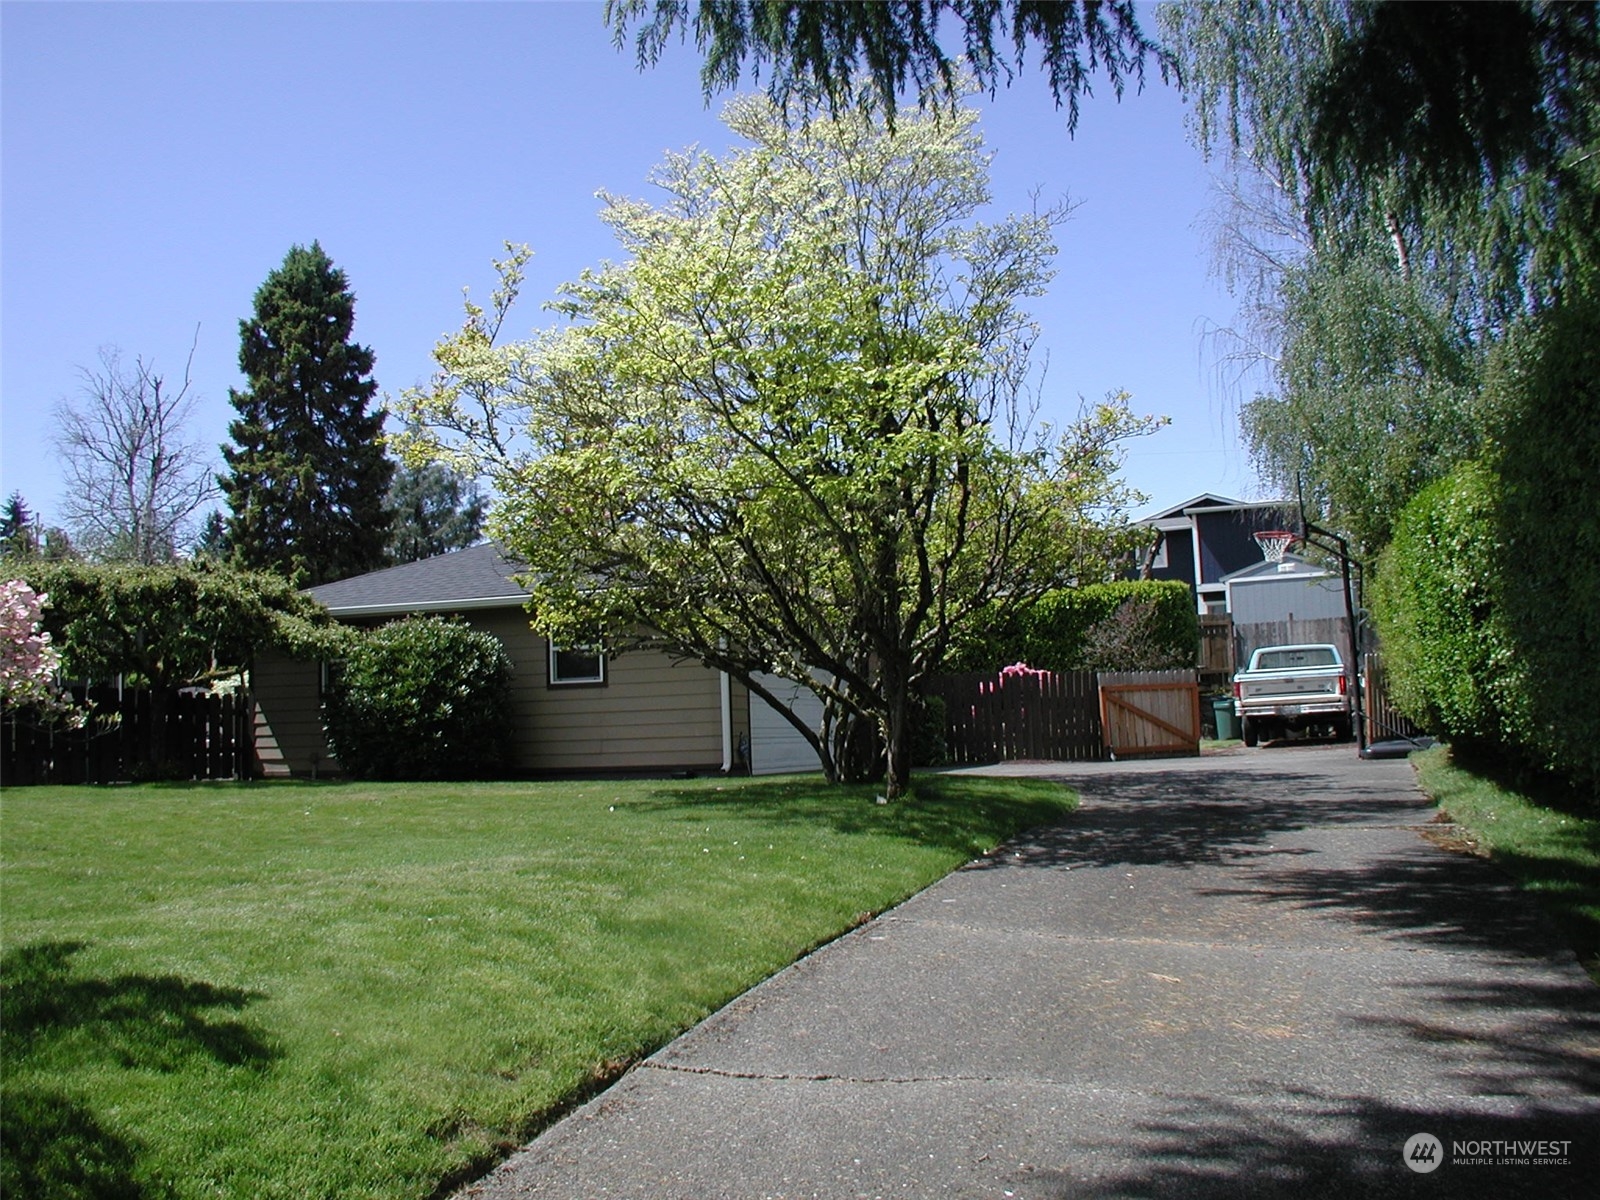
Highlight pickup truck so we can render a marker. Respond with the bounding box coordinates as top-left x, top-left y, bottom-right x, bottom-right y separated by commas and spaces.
1232, 643, 1352, 746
